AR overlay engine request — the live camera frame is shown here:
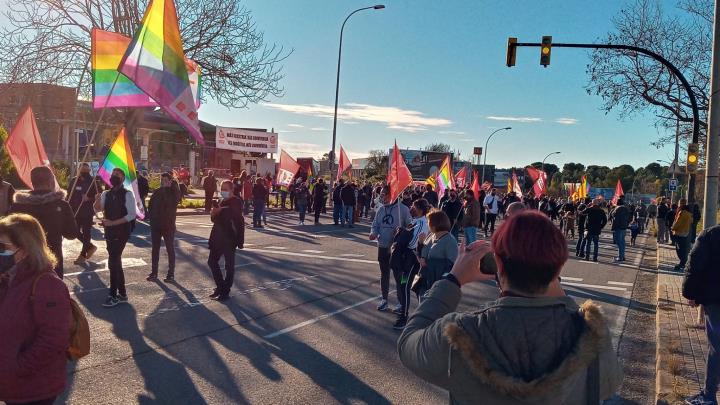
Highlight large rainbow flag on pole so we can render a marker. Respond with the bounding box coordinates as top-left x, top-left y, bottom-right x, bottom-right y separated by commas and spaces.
436, 155, 455, 198
118, 0, 203, 145
91, 28, 202, 110
97, 128, 145, 220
